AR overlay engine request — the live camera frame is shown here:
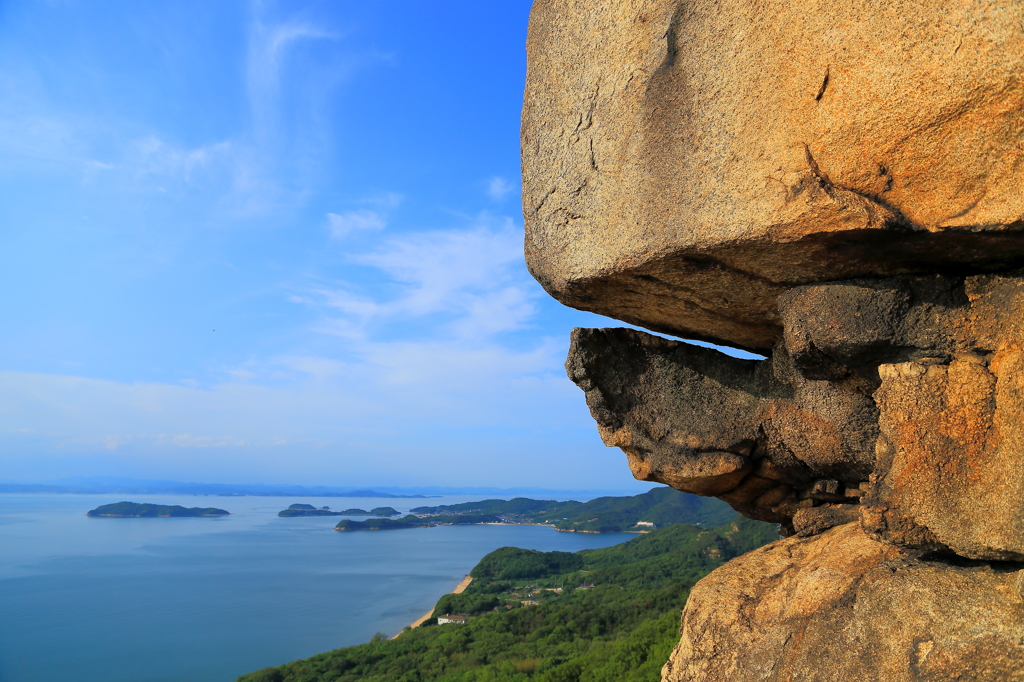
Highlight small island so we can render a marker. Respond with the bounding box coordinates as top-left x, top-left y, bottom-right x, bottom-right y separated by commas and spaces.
335, 513, 500, 531
86, 501, 230, 517
278, 504, 401, 517
335, 516, 428, 531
